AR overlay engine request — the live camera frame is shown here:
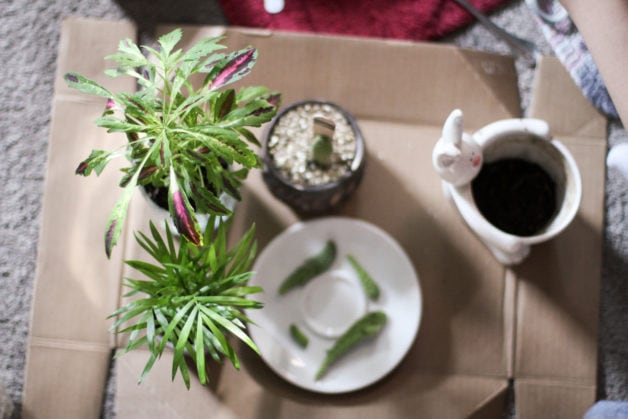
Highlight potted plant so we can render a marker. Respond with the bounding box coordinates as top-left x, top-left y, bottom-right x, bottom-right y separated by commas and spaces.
65, 29, 280, 257
64, 29, 281, 387
112, 217, 261, 388
262, 100, 366, 214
